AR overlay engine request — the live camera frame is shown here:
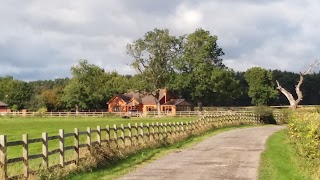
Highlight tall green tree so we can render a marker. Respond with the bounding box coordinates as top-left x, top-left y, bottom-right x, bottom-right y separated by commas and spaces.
127, 28, 179, 115
209, 68, 240, 106
244, 67, 278, 105
61, 60, 108, 111
0, 76, 32, 109
172, 28, 225, 105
